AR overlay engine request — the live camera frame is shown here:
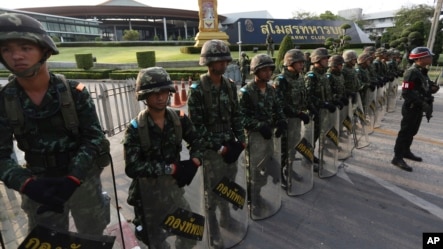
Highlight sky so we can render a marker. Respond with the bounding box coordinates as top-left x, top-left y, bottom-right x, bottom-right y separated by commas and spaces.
2, 0, 436, 19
